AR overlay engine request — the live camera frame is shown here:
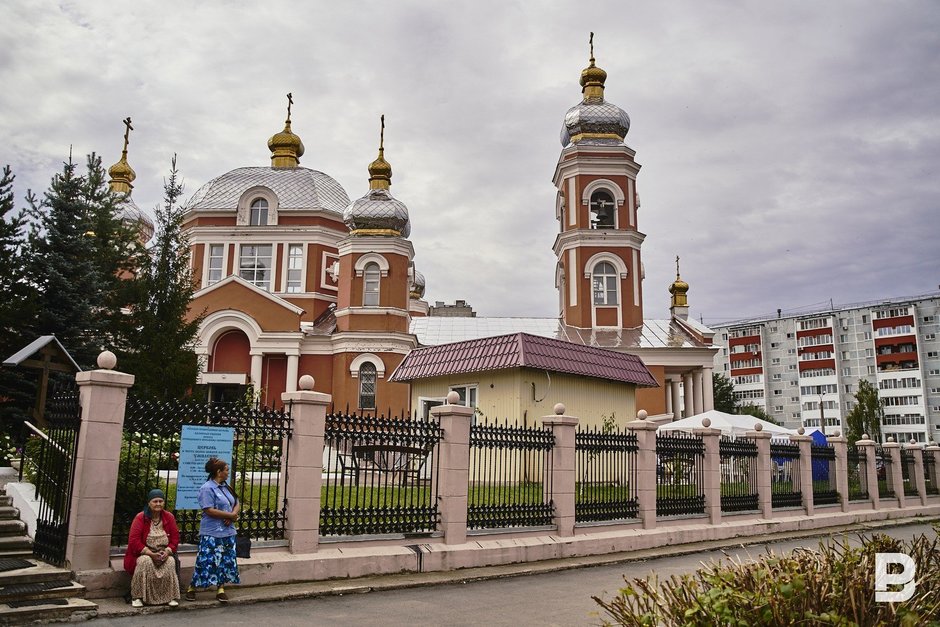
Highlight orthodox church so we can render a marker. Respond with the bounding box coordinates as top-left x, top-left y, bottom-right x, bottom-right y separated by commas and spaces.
108, 40, 718, 419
